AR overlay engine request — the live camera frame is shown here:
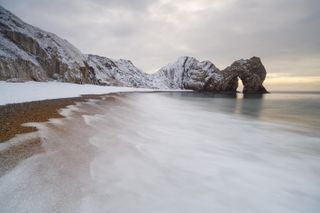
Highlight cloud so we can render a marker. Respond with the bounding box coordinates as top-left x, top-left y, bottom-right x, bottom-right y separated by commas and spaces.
0, 0, 319, 82
90, 0, 155, 10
